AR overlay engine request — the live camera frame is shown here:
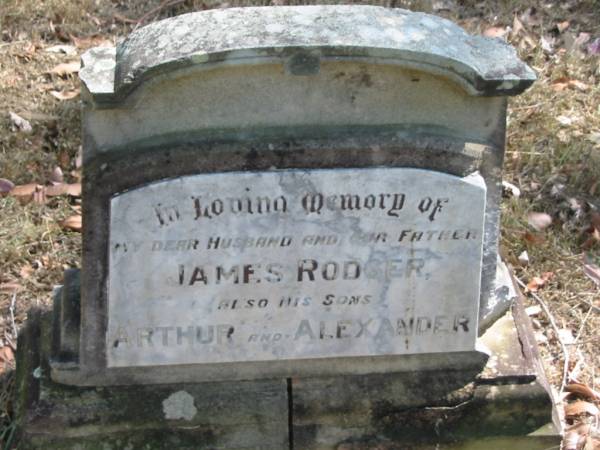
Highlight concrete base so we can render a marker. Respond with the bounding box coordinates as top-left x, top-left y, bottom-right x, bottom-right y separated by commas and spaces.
15, 286, 561, 449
